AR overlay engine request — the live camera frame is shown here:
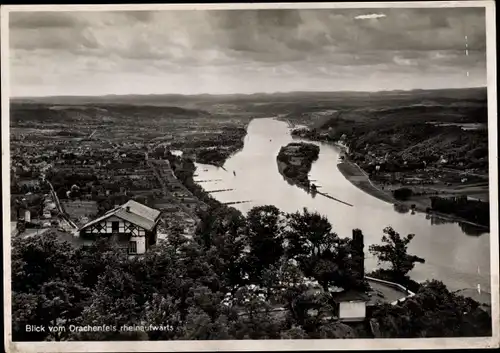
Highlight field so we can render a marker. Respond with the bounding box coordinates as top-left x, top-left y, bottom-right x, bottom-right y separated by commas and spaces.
60, 200, 98, 225
337, 162, 396, 204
